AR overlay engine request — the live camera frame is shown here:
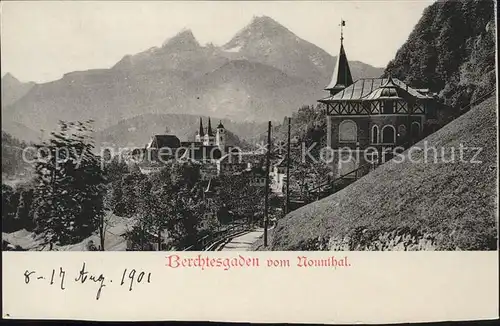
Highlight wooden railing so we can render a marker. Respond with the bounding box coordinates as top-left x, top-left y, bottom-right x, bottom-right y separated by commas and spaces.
182, 222, 250, 251
307, 162, 377, 196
